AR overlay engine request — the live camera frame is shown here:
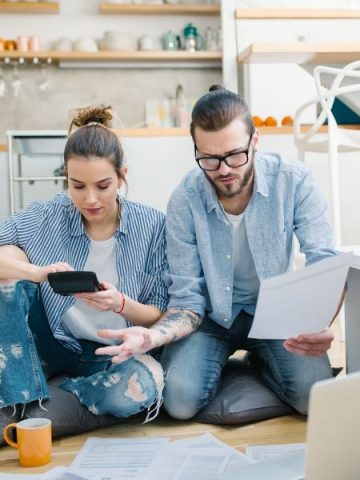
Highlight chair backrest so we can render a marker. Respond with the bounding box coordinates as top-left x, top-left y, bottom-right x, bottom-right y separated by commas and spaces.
294, 60, 360, 147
